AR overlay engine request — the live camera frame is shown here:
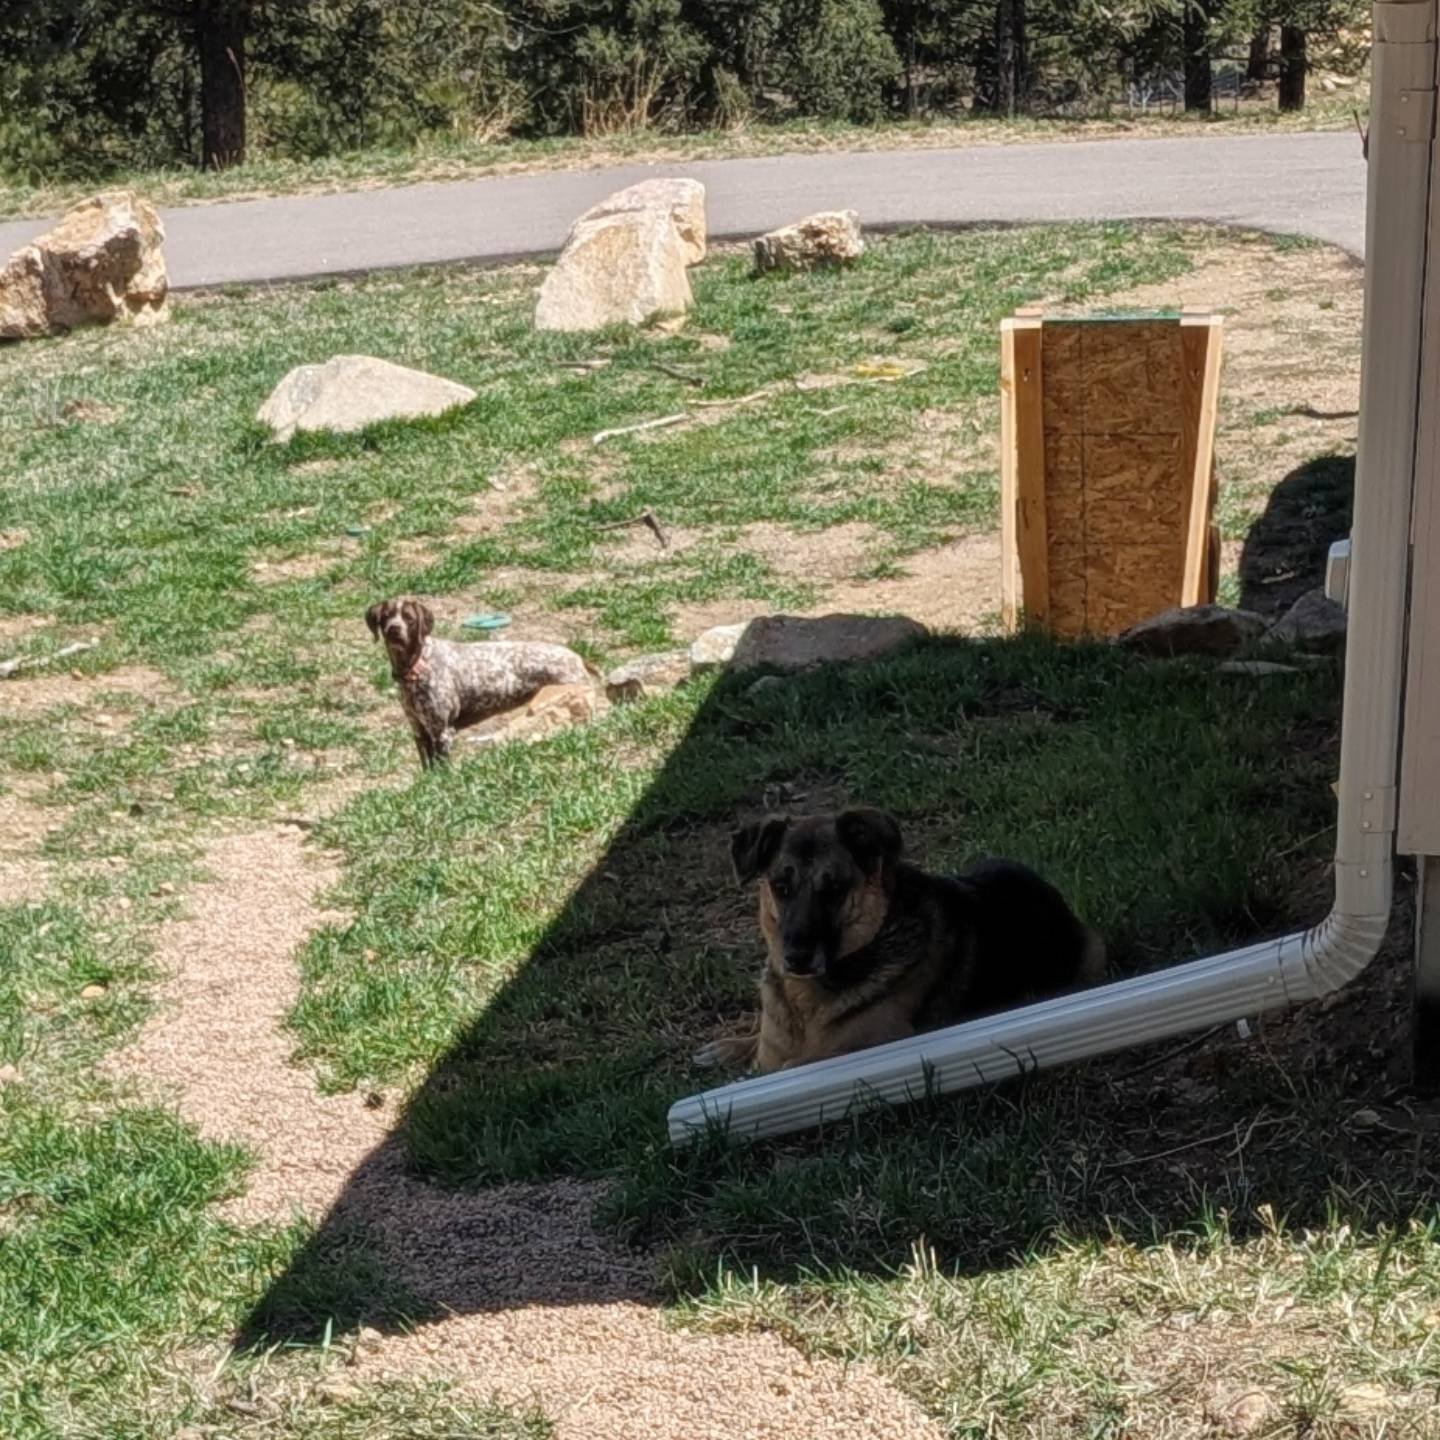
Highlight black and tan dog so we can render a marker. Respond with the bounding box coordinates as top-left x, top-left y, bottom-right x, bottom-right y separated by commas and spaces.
695, 808, 1105, 1073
